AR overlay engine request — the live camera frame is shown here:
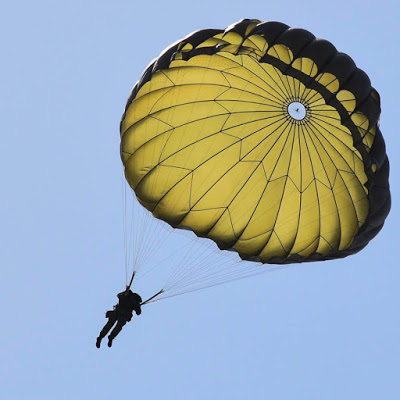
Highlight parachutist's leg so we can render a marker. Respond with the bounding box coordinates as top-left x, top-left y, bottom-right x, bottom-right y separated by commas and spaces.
99, 316, 118, 338
107, 319, 127, 347
96, 314, 117, 348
